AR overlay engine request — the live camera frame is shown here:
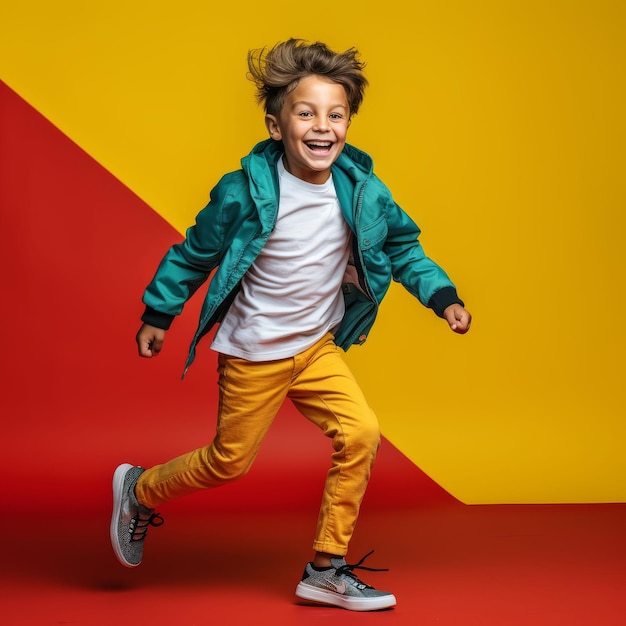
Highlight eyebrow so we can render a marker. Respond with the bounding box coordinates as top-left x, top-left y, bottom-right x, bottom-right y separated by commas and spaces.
291, 100, 348, 111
